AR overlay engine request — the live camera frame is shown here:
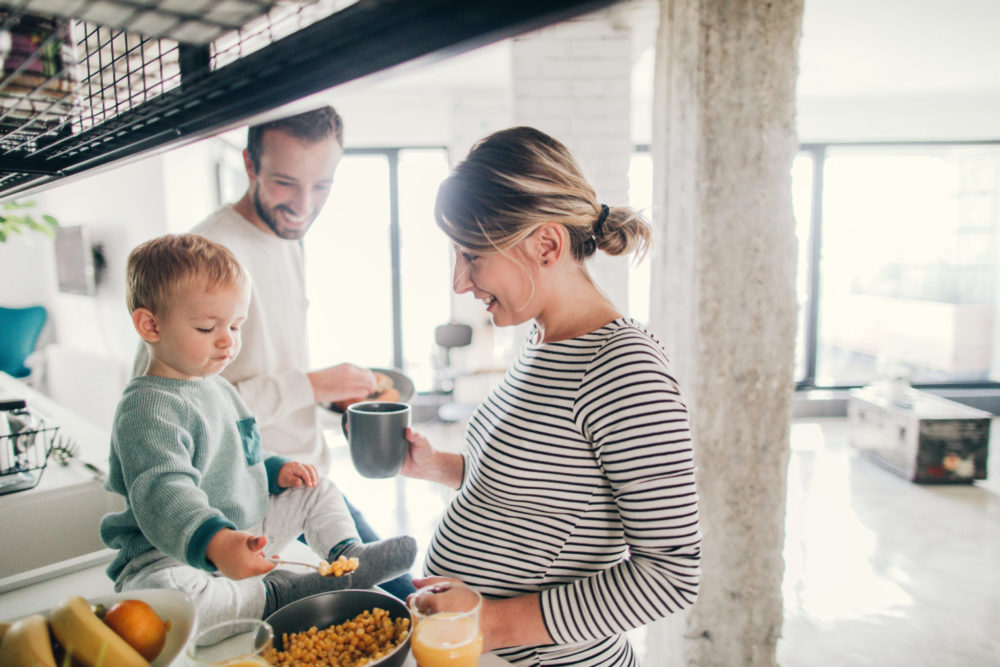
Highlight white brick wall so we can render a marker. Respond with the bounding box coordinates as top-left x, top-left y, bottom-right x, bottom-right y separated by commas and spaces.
511, 10, 635, 311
